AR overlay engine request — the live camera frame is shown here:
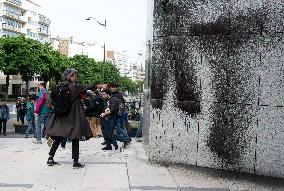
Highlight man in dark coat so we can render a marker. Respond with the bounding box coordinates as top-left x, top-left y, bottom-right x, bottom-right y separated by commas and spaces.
17, 97, 27, 125
100, 89, 119, 150
109, 83, 131, 146
46, 68, 104, 168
